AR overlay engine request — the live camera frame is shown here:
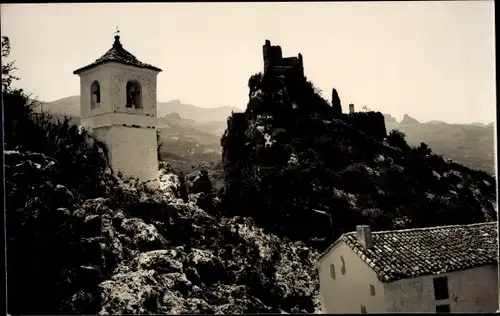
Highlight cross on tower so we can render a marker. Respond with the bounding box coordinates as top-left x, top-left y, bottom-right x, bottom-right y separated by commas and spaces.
115, 26, 120, 36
